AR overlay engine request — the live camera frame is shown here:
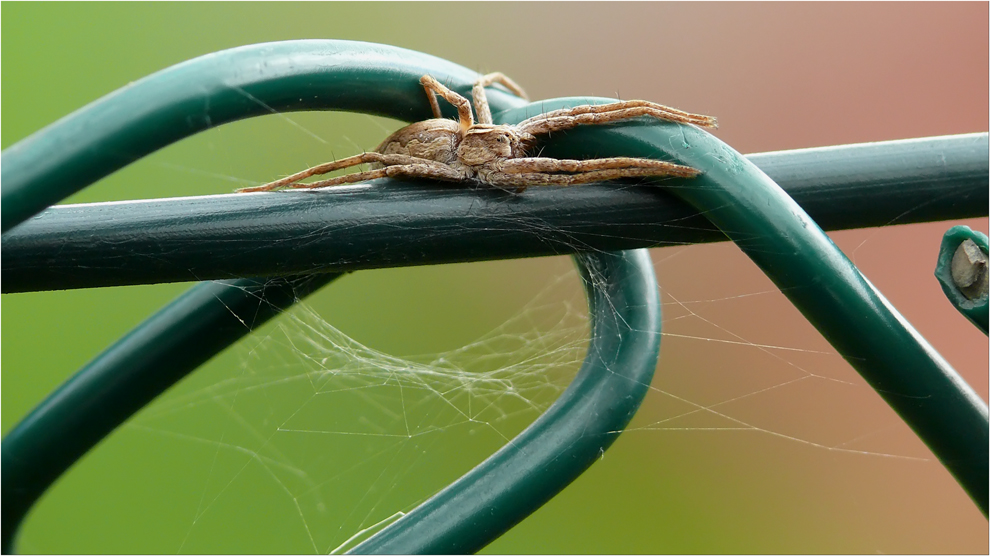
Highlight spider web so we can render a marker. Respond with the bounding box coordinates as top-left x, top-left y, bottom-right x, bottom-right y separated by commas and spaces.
126, 265, 593, 554
116, 241, 963, 553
